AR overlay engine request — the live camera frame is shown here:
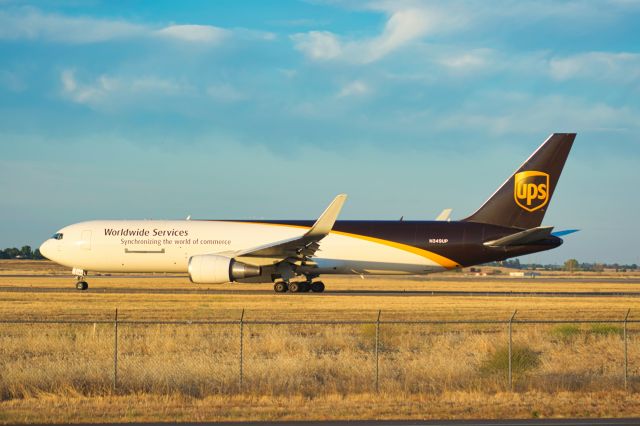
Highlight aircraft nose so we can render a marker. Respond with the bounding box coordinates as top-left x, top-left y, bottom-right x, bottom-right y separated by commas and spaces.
39, 240, 52, 260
